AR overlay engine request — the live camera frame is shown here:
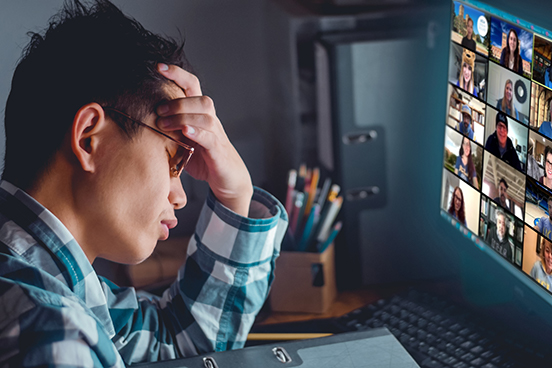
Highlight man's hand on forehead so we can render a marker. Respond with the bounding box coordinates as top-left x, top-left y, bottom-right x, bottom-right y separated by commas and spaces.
155, 64, 253, 217
158, 63, 202, 97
